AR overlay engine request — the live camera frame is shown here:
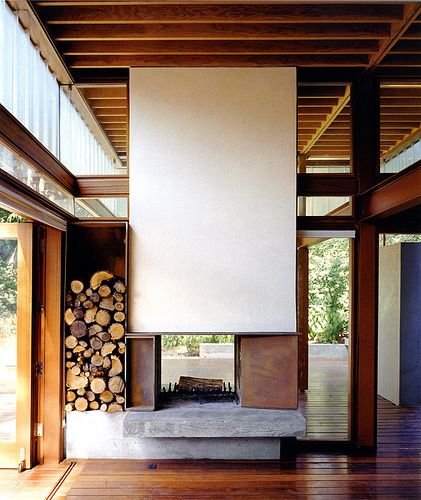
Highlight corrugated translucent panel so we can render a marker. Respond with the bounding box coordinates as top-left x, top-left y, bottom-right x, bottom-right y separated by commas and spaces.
381, 139, 421, 173
59, 89, 117, 175
0, 2, 120, 176
0, 2, 59, 156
